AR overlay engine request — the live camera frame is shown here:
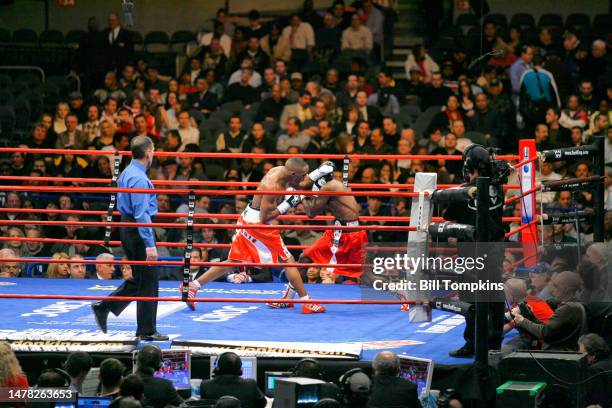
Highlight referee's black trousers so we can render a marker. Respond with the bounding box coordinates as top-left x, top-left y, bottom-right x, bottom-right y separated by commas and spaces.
101, 215, 159, 336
